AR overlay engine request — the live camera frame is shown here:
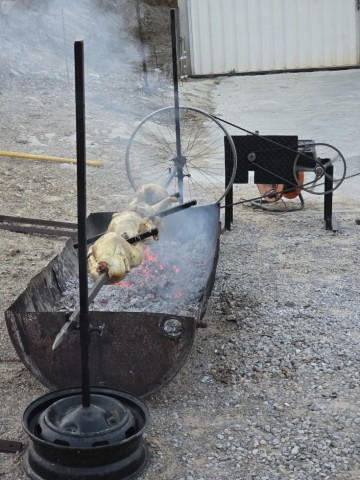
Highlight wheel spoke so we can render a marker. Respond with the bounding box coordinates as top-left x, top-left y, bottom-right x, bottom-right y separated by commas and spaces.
125, 106, 237, 204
